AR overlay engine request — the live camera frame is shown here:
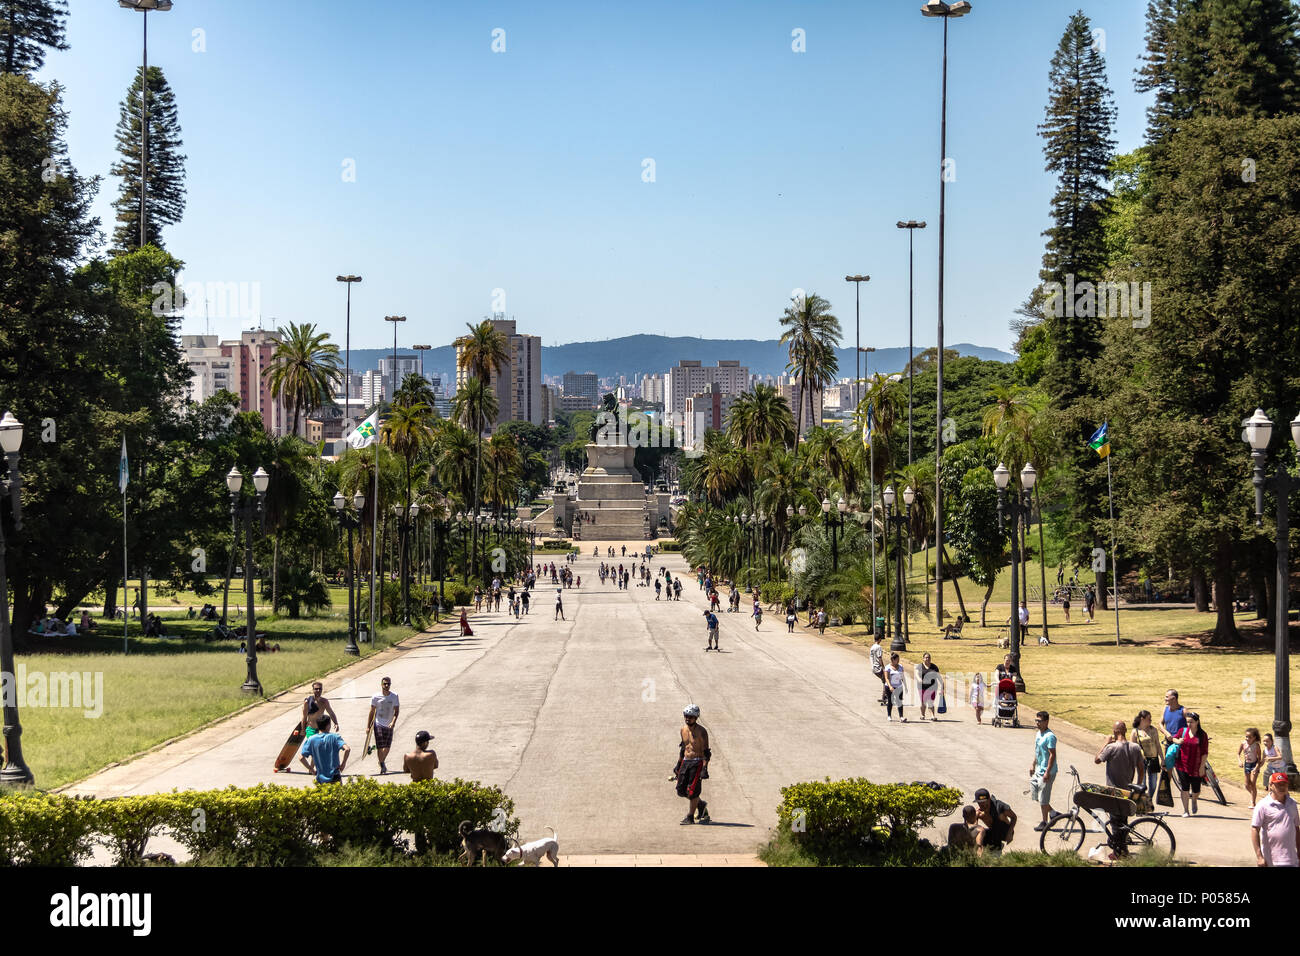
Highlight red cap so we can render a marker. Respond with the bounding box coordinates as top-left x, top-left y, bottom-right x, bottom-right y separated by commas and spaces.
1270, 772, 1290, 785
